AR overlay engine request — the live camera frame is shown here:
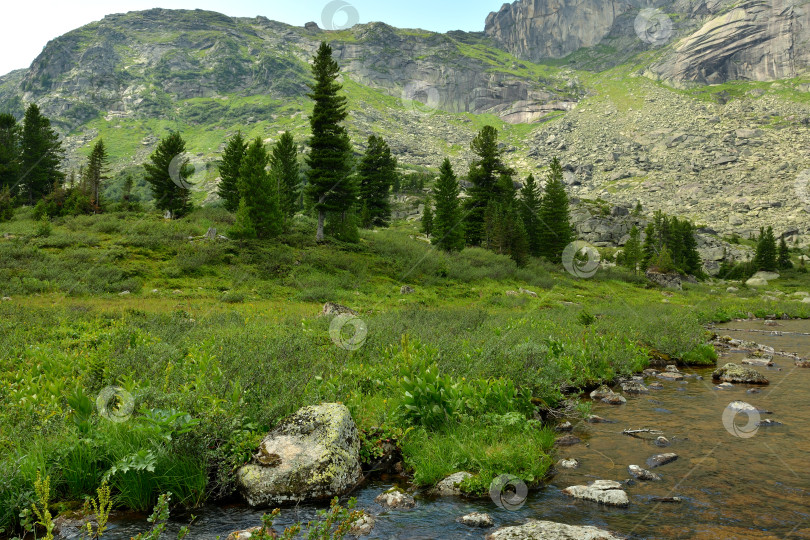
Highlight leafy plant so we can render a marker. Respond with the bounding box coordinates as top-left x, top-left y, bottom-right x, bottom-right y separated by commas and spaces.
83, 480, 112, 539
31, 472, 54, 540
